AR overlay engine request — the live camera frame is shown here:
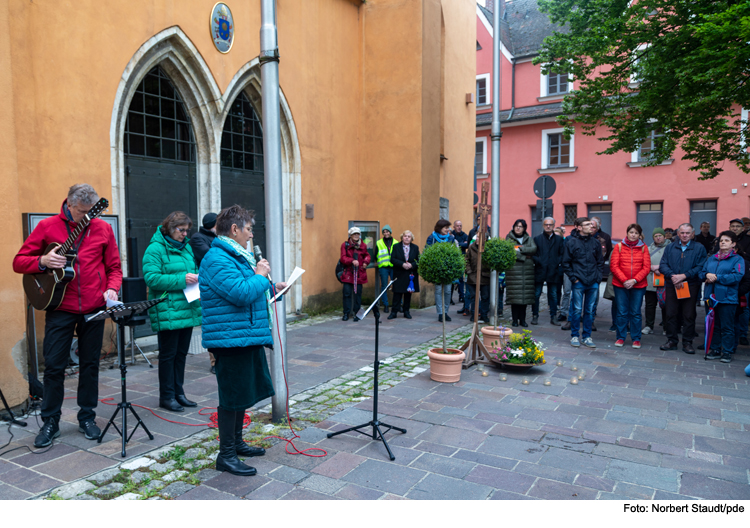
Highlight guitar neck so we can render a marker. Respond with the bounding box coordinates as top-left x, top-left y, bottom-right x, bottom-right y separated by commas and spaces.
58, 216, 91, 255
